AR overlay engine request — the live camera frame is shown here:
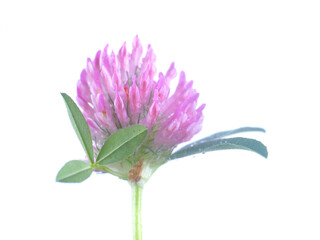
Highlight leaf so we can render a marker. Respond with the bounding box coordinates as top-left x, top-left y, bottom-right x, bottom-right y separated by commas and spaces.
61, 93, 94, 163
169, 137, 268, 160
96, 125, 148, 165
56, 160, 93, 183
170, 127, 267, 159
